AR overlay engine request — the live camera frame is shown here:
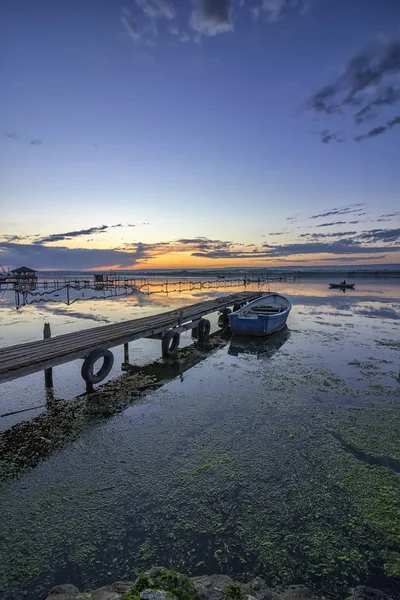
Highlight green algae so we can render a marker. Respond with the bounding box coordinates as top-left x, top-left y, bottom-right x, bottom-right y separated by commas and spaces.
124, 568, 196, 600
